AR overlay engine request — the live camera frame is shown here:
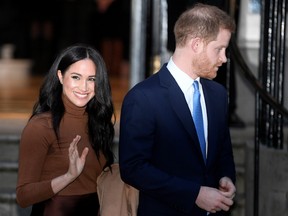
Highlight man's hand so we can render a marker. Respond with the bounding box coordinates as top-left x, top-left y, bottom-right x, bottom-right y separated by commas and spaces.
195, 183, 235, 213
219, 177, 236, 199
